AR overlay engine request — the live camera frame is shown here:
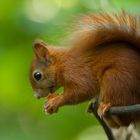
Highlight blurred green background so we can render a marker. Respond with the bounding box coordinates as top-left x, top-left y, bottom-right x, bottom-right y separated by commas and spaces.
1, 0, 140, 140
